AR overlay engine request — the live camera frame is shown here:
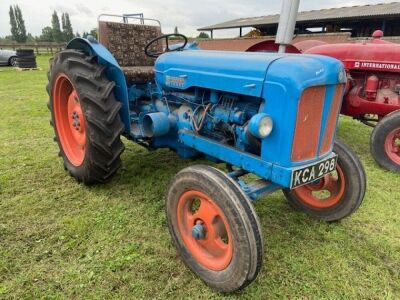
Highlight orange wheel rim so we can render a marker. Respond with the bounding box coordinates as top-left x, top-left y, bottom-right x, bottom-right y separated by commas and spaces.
53, 74, 86, 166
293, 165, 346, 209
176, 190, 233, 271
